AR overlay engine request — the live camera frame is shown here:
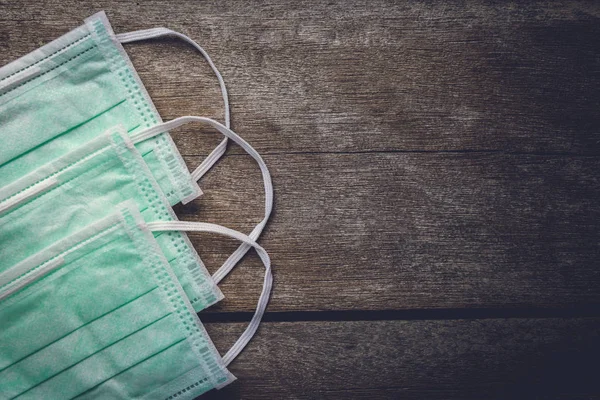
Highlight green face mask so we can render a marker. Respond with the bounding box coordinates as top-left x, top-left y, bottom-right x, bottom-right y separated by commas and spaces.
0, 125, 221, 312
0, 115, 274, 311
0, 202, 236, 399
0, 11, 229, 206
